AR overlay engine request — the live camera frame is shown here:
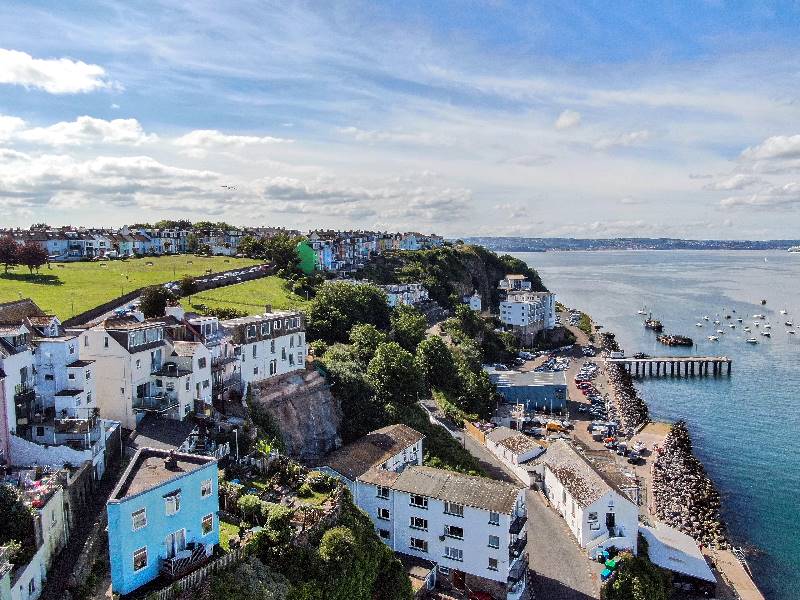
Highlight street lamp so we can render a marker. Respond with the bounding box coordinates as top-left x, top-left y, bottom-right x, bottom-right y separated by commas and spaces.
233, 428, 239, 461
